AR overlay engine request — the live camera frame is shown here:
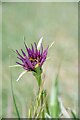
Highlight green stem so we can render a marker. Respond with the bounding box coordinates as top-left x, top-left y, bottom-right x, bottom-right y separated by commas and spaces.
35, 74, 42, 88
42, 90, 50, 117
33, 67, 42, 87
33, 67, 50, 118
41, 91, 45, 118
46, 100, 50, 115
